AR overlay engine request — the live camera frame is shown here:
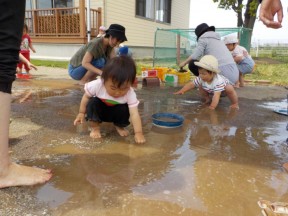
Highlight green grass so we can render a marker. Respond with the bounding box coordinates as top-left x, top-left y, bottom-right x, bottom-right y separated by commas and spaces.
31, 59, 69, 69
246, 62, 288, 86
31, 58, 288, 86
